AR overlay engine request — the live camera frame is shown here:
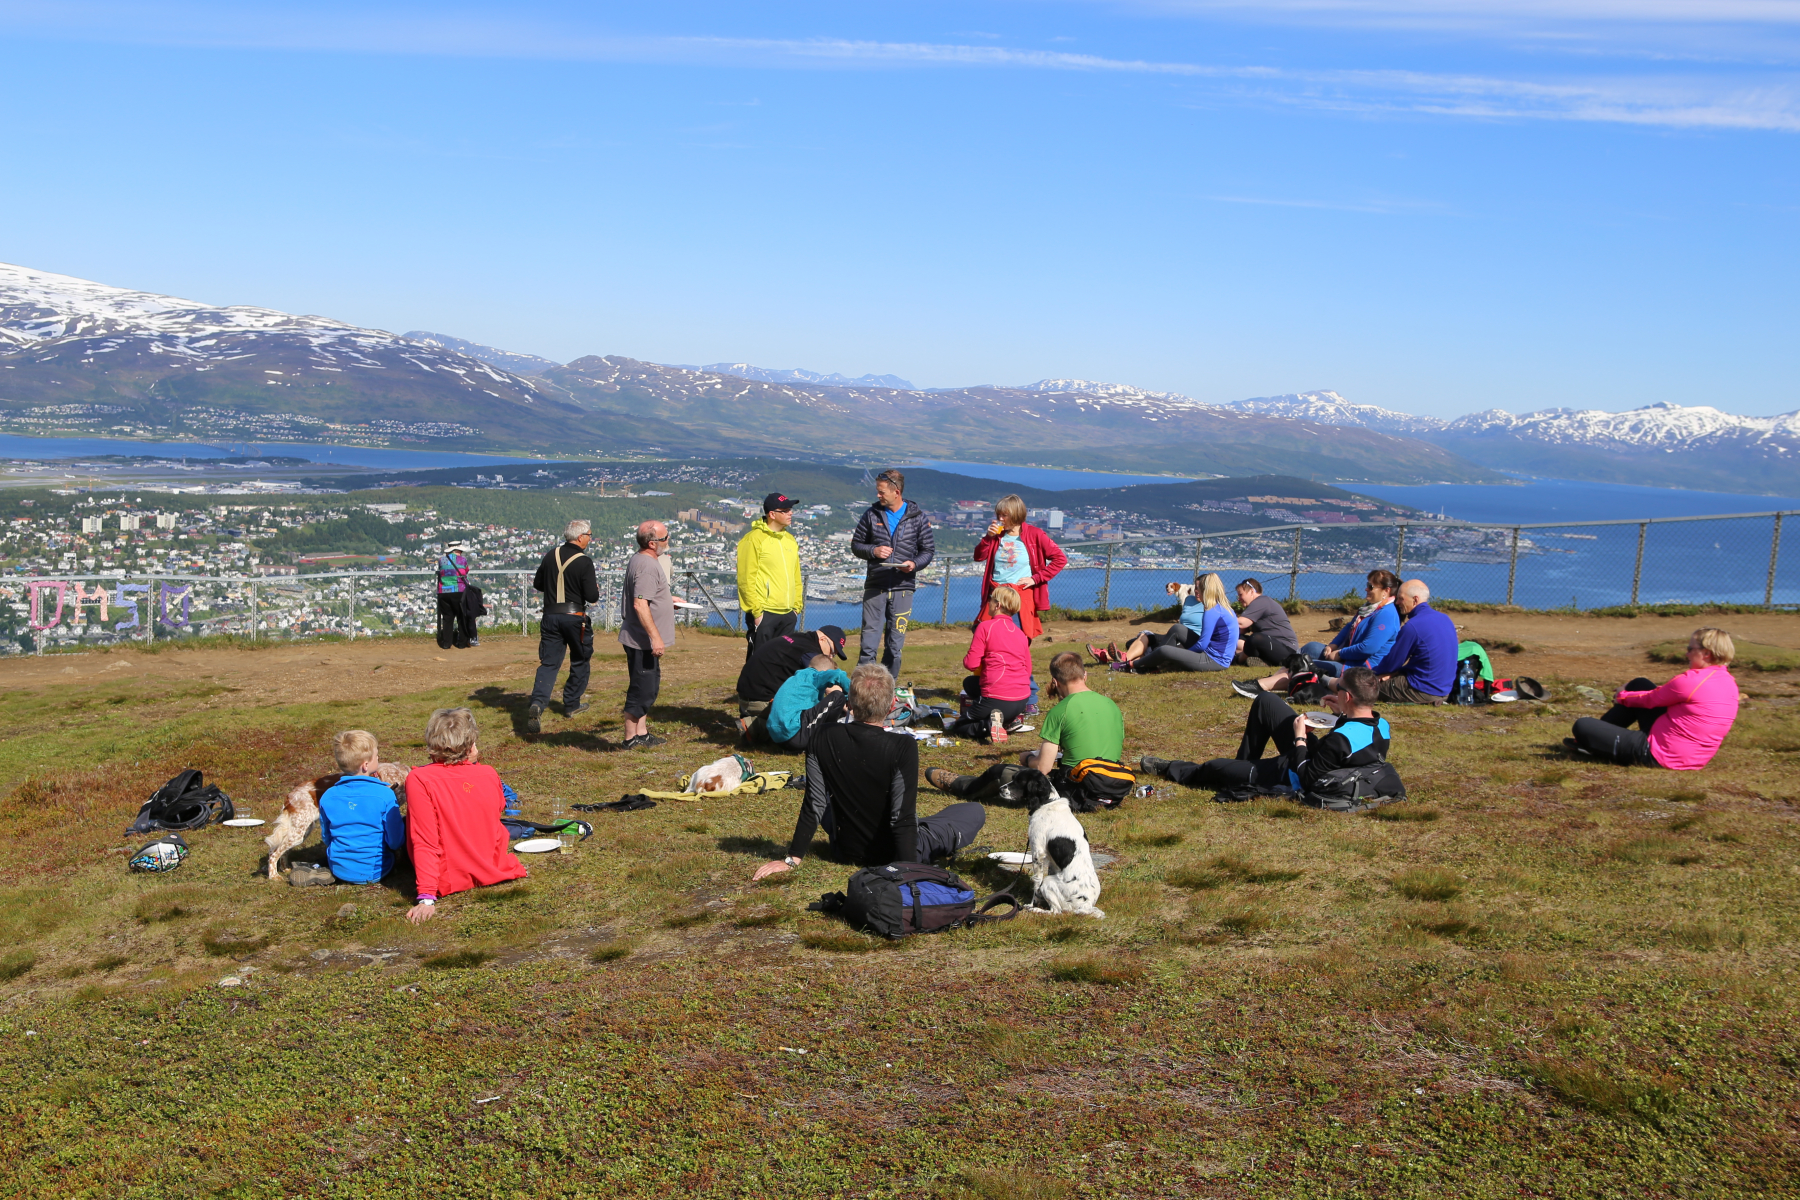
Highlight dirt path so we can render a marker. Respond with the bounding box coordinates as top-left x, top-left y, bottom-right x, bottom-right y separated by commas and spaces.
4, 610, 1795, 704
